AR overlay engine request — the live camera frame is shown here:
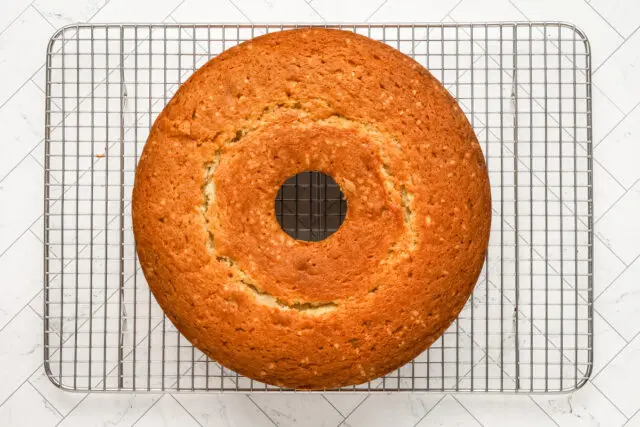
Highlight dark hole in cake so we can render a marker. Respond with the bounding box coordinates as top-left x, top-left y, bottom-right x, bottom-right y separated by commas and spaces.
274, 171, 347, 242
